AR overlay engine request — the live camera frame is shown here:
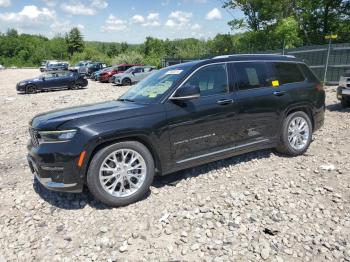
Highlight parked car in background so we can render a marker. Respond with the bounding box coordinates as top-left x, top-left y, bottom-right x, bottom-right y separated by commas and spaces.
85, 62, 107, 77
99, 64, 138, 83
78, 61, 94, 75
337, 70, 350, 108
70, 61, 92, 72
26, 54, 325, 207
39, 60, 48, 72
16, 71, 88, 94
46, 62, 69, 71
91, 67, 110, 81
114, 65, 157, 86
0, 64, 4, 70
